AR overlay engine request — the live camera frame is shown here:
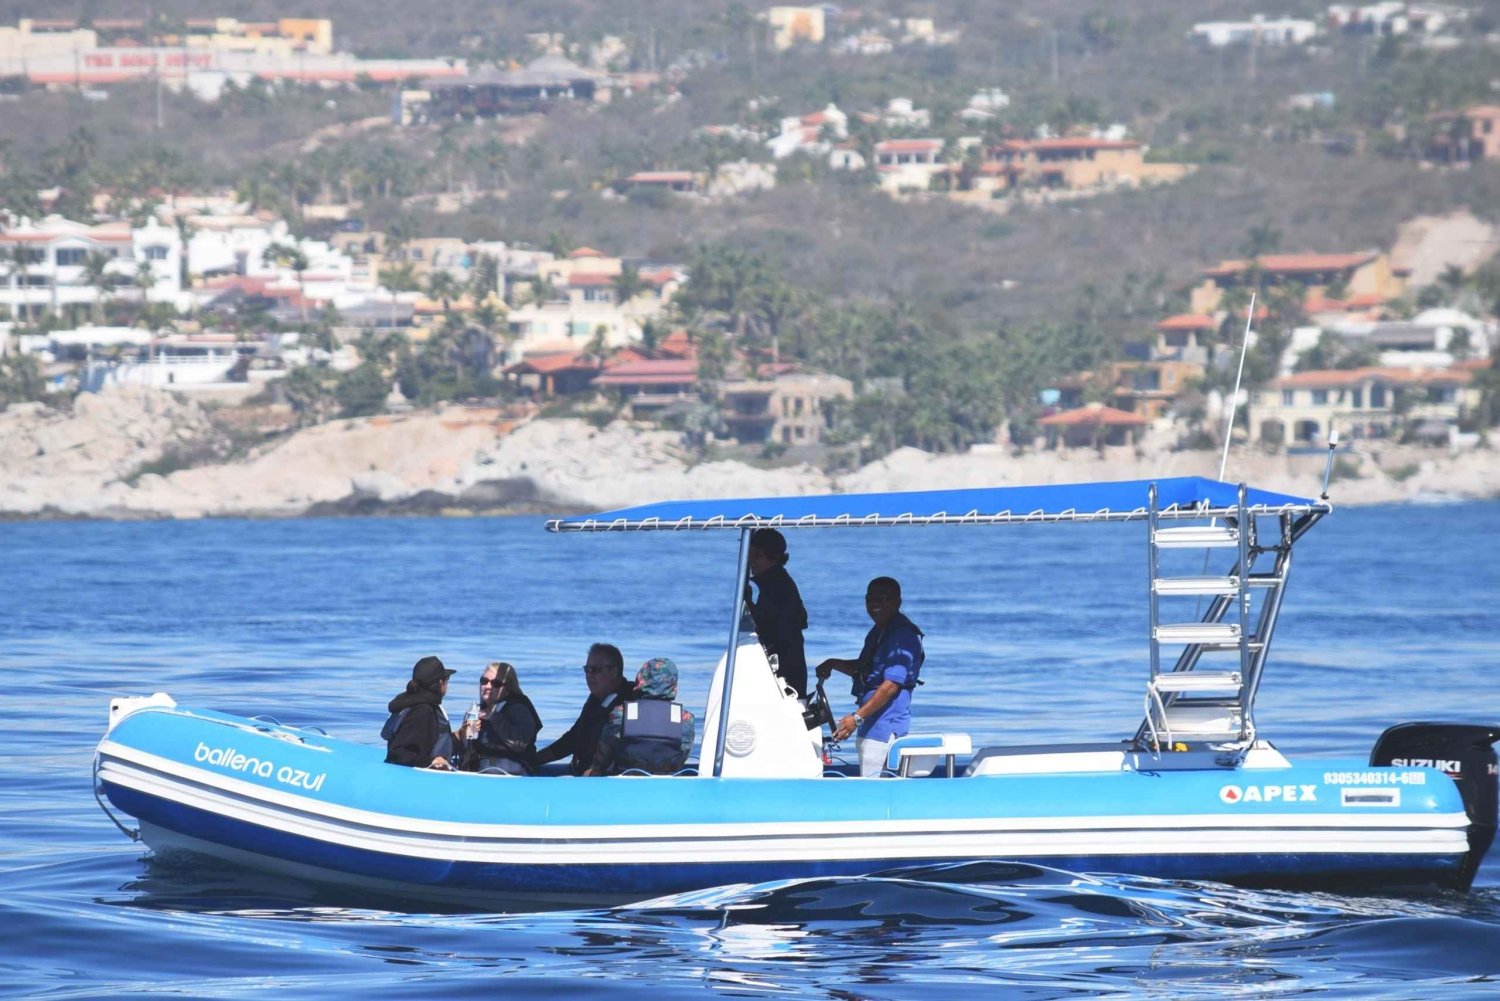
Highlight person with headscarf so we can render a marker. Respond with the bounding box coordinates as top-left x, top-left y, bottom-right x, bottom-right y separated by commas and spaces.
459, 660, 544, 775
383, 655, 459, 769
587, 658, 696, 775
745, 527, 809, 698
